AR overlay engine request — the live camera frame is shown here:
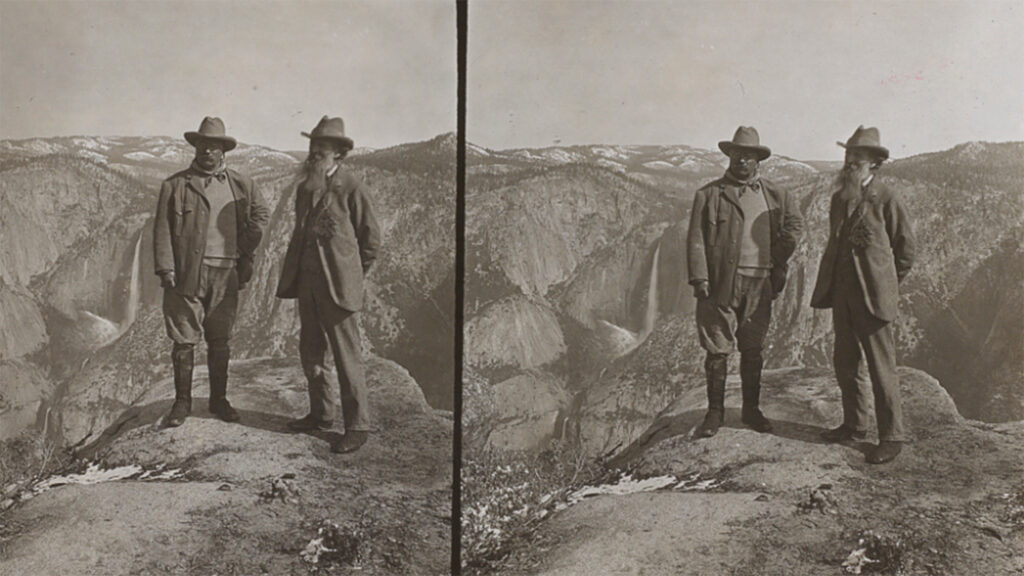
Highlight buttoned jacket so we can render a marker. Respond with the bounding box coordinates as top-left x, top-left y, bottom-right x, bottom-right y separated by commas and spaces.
276, 168, 381, 312
811, 177, 915, 322
687, 175, 804, 306
153, 167, 269, 297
